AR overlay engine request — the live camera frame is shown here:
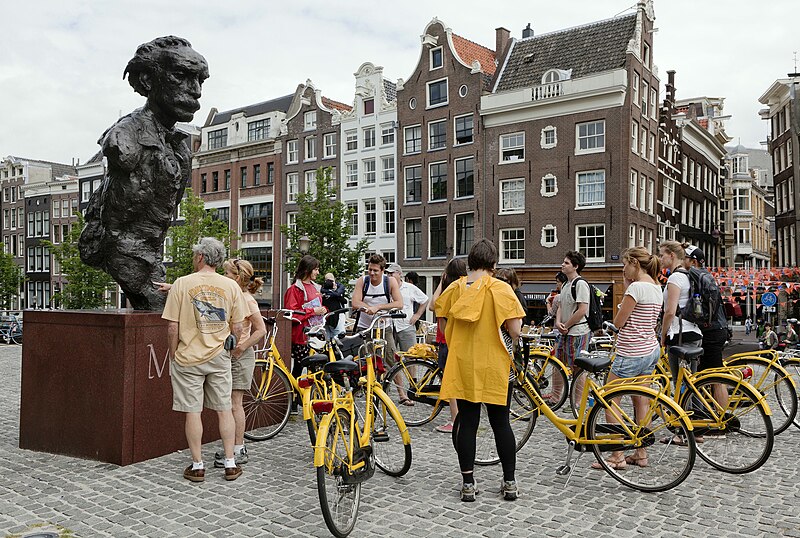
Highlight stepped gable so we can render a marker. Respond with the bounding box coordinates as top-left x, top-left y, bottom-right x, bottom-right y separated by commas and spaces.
496, 14, 637, 92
